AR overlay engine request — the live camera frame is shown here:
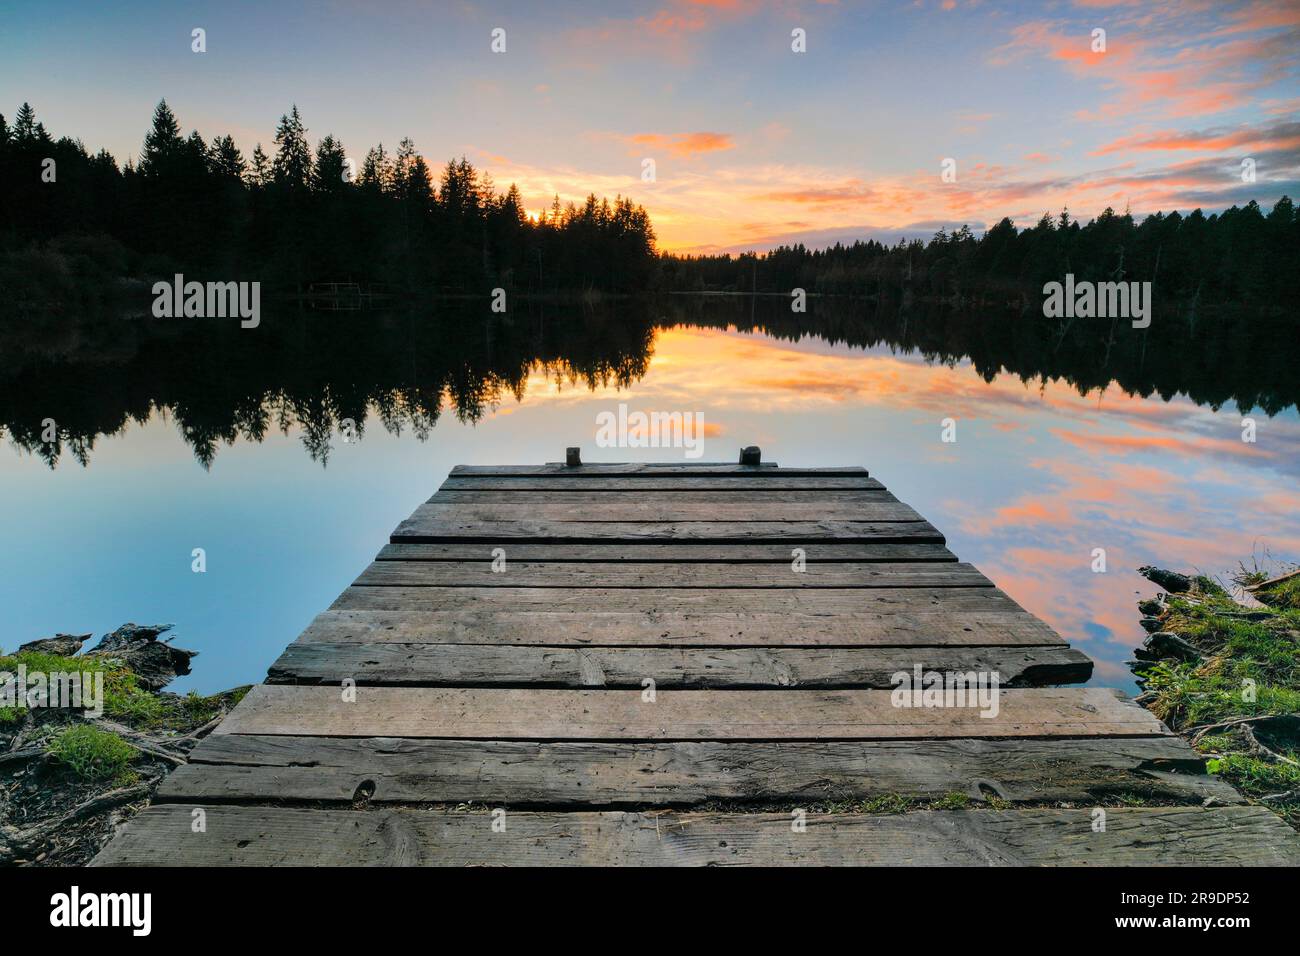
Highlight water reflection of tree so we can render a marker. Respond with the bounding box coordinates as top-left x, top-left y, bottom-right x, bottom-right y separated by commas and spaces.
665, 295, 1300, 418
0, 303, 657, 468
2, 295, 1294, 469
